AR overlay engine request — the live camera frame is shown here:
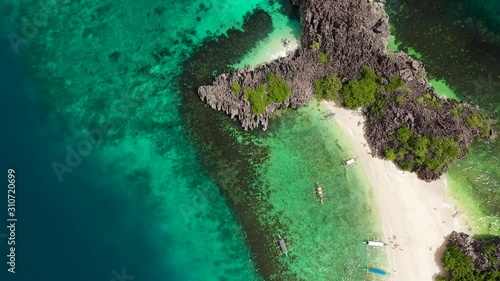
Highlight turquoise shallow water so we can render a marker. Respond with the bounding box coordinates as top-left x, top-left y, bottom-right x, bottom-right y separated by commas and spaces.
255, 104, 387, 280
1, 0, 298, 280
178, 7, 388, 278
386, 0, 500, 234
5, 0, 497, 280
